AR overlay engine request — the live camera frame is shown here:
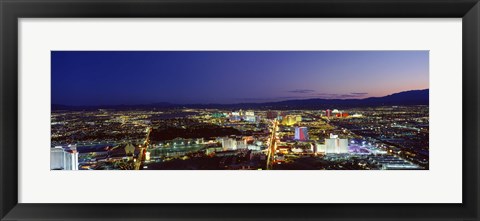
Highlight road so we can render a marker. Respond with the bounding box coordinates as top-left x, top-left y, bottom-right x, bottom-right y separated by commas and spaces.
134, 147, 146, 170
134, 127, 152, 170
266, 119, 279, 170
